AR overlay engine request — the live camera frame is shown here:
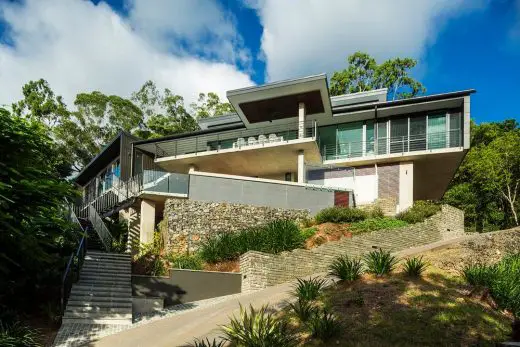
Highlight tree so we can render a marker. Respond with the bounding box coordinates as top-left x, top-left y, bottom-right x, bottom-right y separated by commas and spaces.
330, 52, 425, 100
190, 92, 234, 119
132, 81, 199, 139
